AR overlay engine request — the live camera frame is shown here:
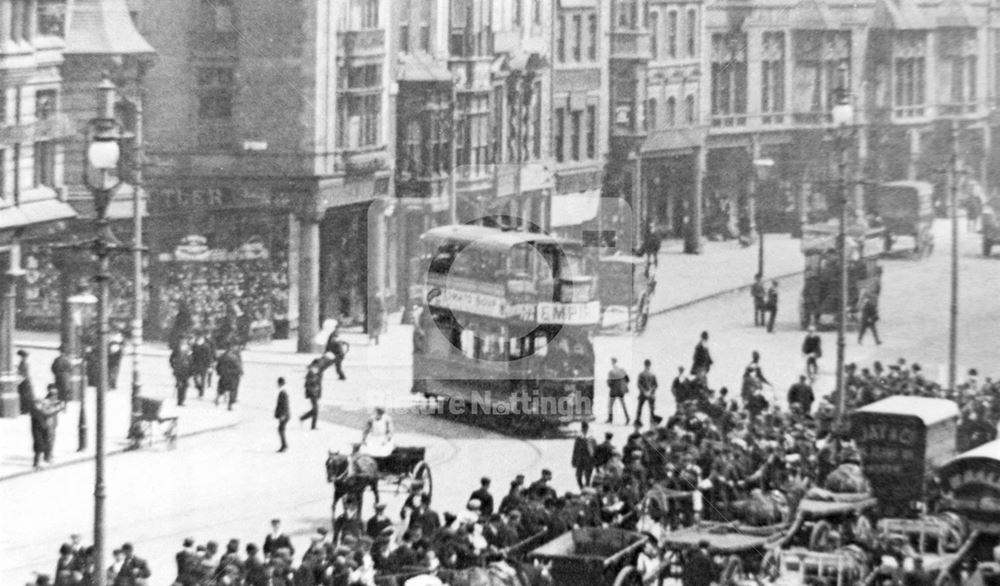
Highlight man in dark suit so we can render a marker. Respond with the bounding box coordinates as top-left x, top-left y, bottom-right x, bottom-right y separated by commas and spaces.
216, 347, 244, 410
366, 502, 393, 539
682, 540, 717, 586
801, 326, 822, 379
190, 332, 216, 398
50, 349, 72, 402
691, 332, 713, 377
409, 494, 441, 537
274, 378, 290, 452
571, 422, 596, 488
299, 360, 322, 430
469, 477, 495, 517
174, 537, 197, 586
765, 280, 779, 333
527, 469, 557, 502
169, 342, 192, 407
334, 500, 365, 545
113, 543, 151, 586
594, 432, 615, 469
787, 375, 815, 416
262, 519, 294, 559
243, 543, 267, 586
